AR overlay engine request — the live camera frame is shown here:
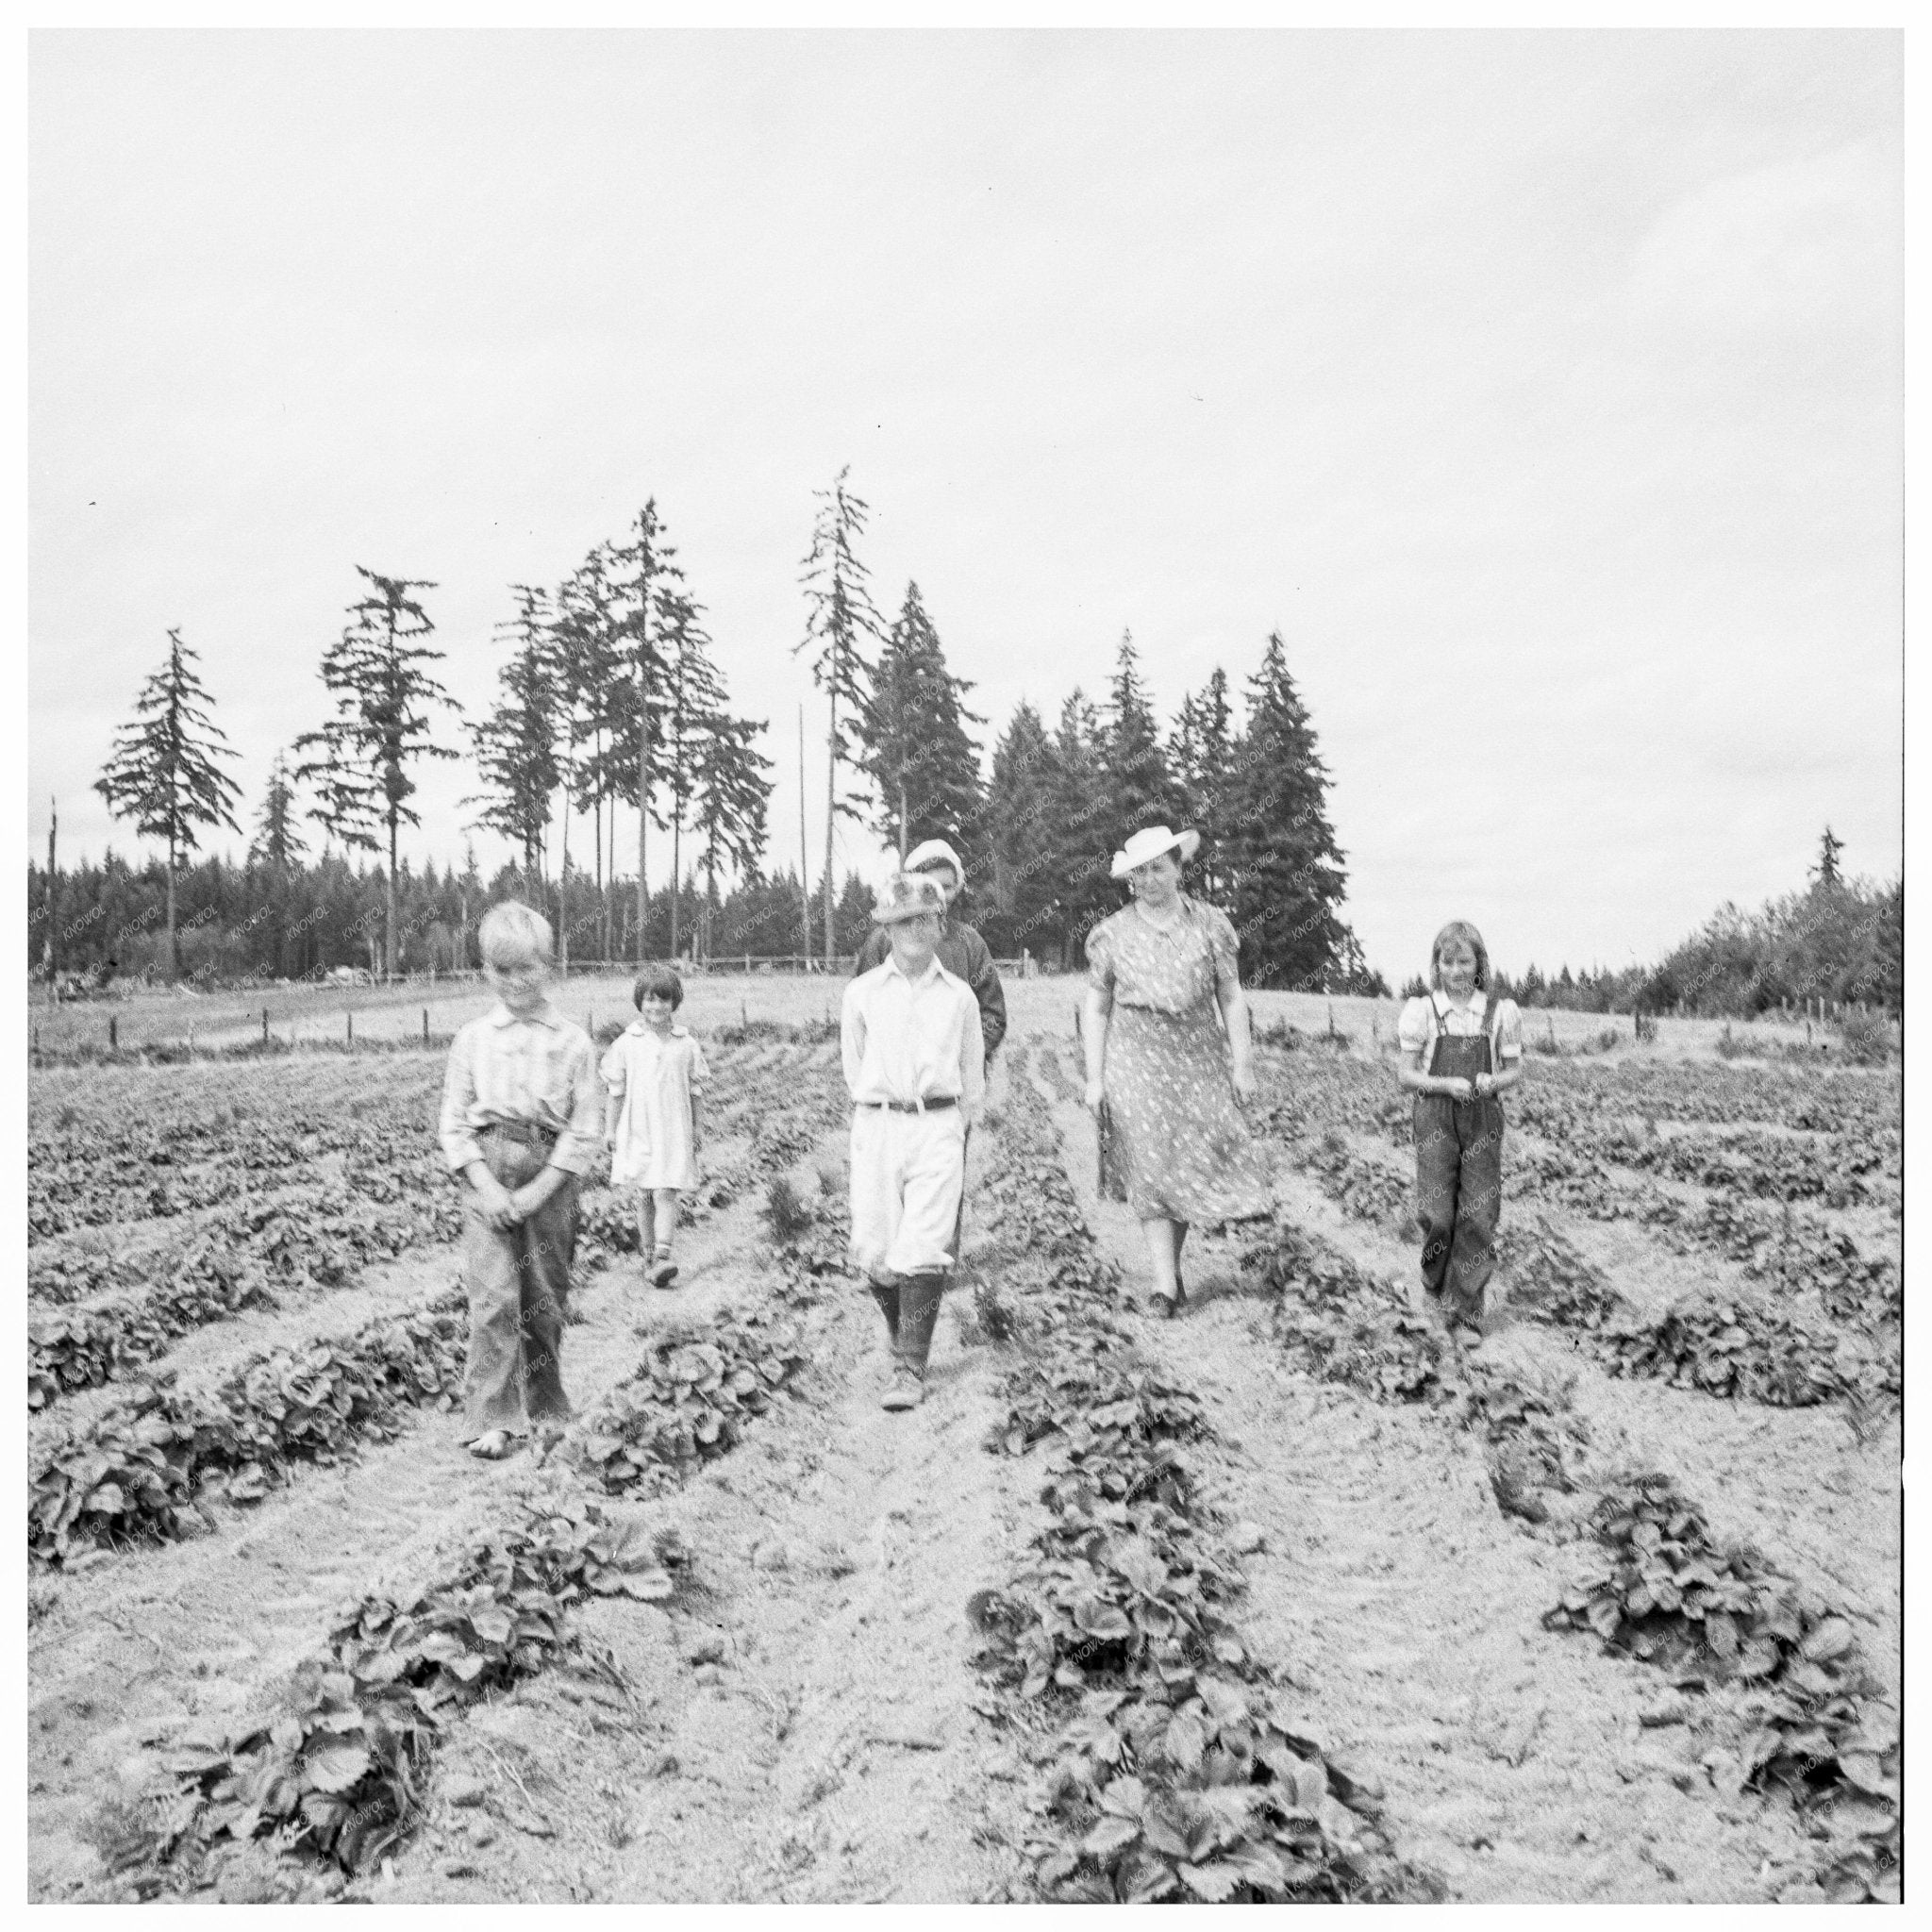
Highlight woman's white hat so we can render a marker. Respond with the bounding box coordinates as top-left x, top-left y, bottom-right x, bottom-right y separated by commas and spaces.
1109, 824, 1202, 879
903, 837, 965, 885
